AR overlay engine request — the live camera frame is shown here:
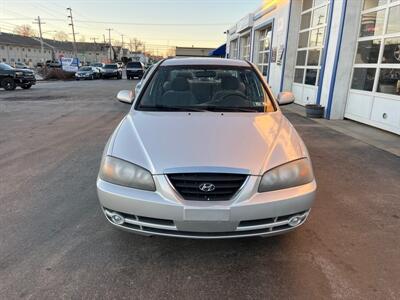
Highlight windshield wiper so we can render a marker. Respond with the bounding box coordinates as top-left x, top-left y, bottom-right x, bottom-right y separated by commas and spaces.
139, 105, 206, 112
198, 106, 263, 112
